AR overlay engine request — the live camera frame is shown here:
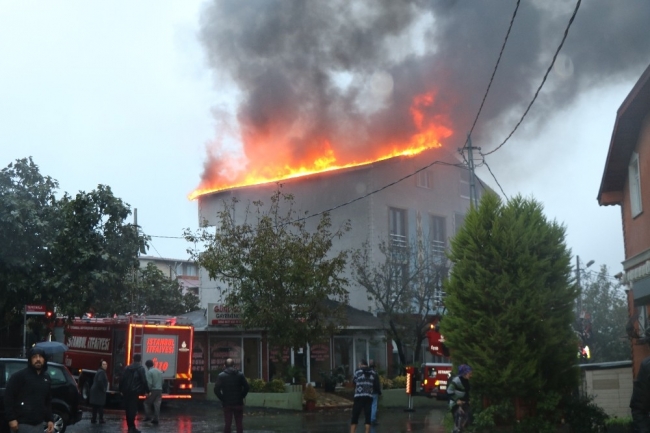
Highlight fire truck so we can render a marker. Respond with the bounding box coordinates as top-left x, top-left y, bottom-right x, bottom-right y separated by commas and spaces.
420, 322, 453, 400
60, 315, 193, 403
